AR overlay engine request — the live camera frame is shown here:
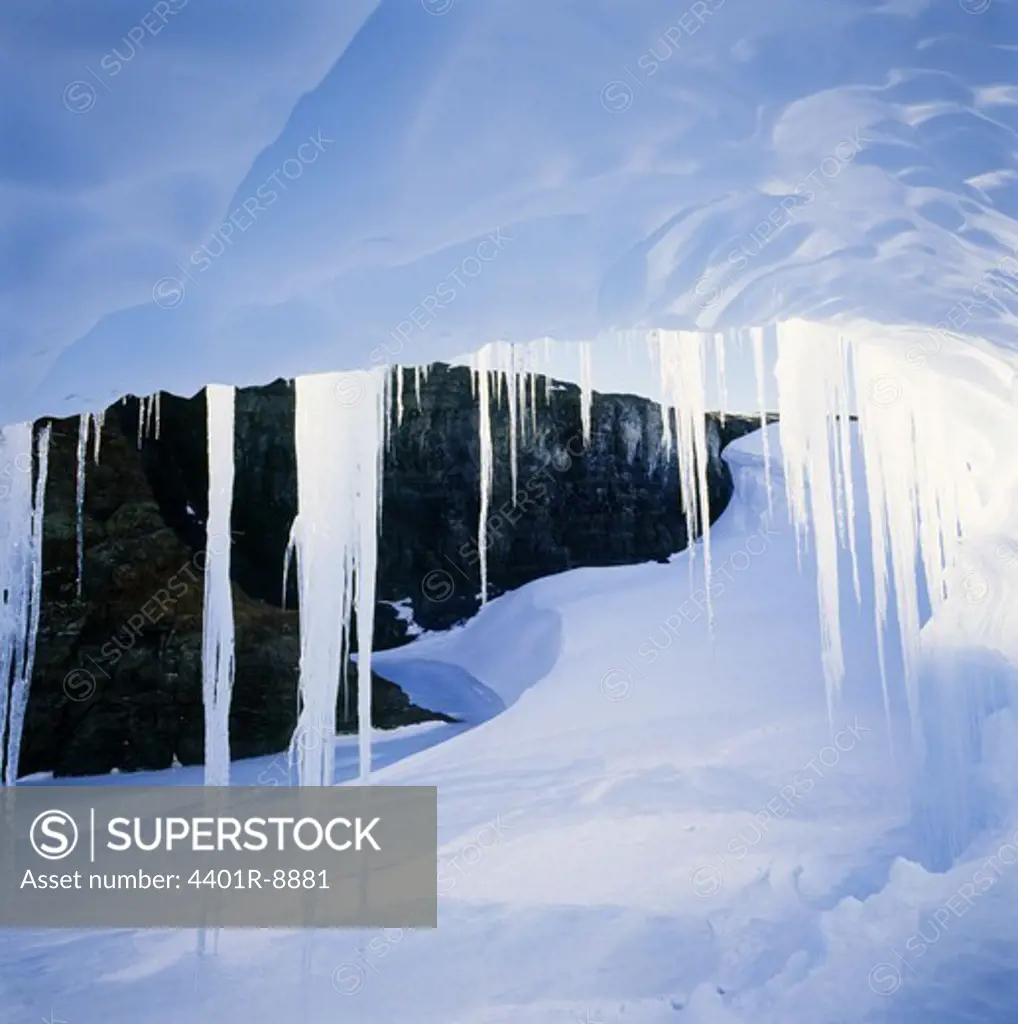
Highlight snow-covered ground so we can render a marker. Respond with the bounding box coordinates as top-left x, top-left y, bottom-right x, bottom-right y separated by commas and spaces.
6, 425, 1018, 1024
